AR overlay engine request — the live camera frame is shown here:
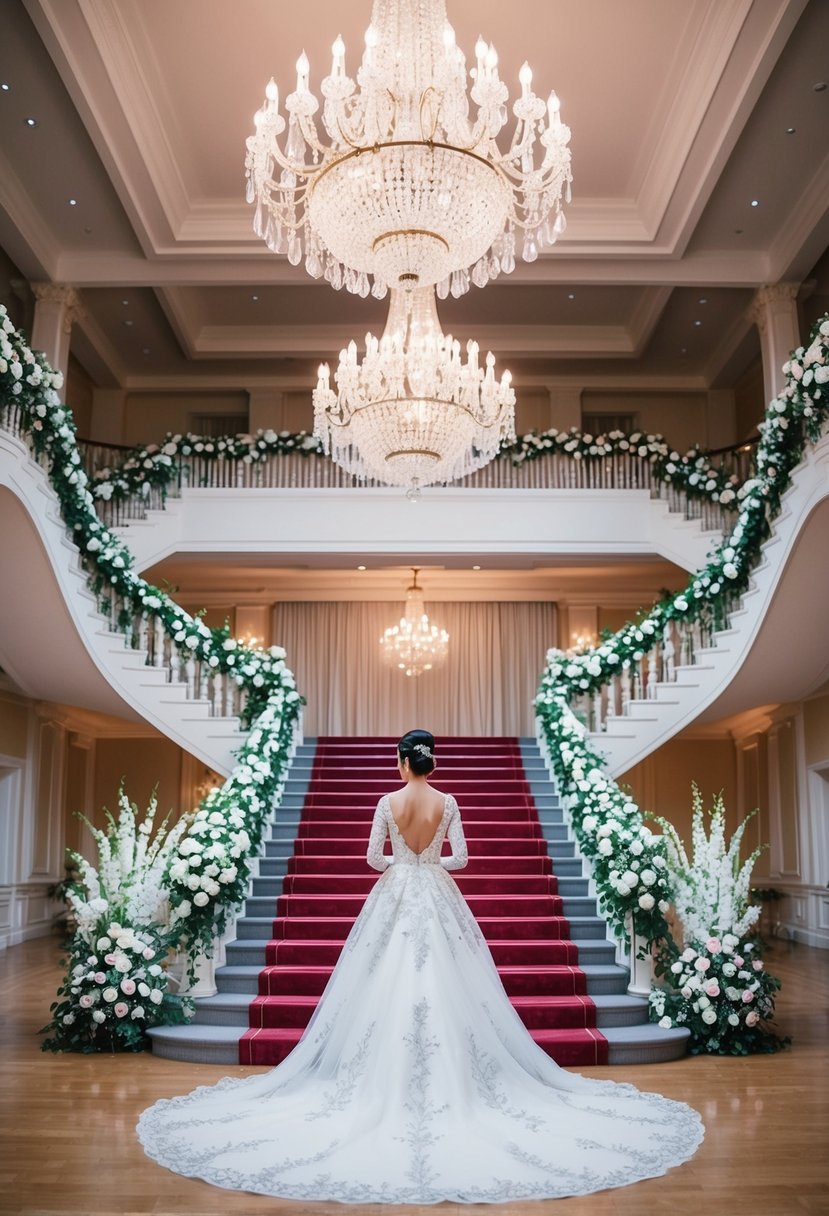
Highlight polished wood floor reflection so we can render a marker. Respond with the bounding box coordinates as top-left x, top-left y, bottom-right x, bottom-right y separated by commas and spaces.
0, 935, 826, 1216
